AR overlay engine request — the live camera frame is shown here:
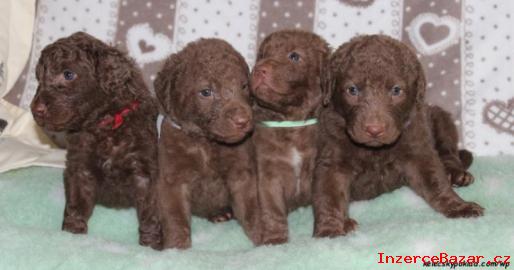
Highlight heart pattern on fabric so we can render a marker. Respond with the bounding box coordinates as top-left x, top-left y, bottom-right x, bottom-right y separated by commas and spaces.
138, 40, 155, 54
483, 98, 514, 135
126, 23, 173, 66
407, 13, 460, 55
